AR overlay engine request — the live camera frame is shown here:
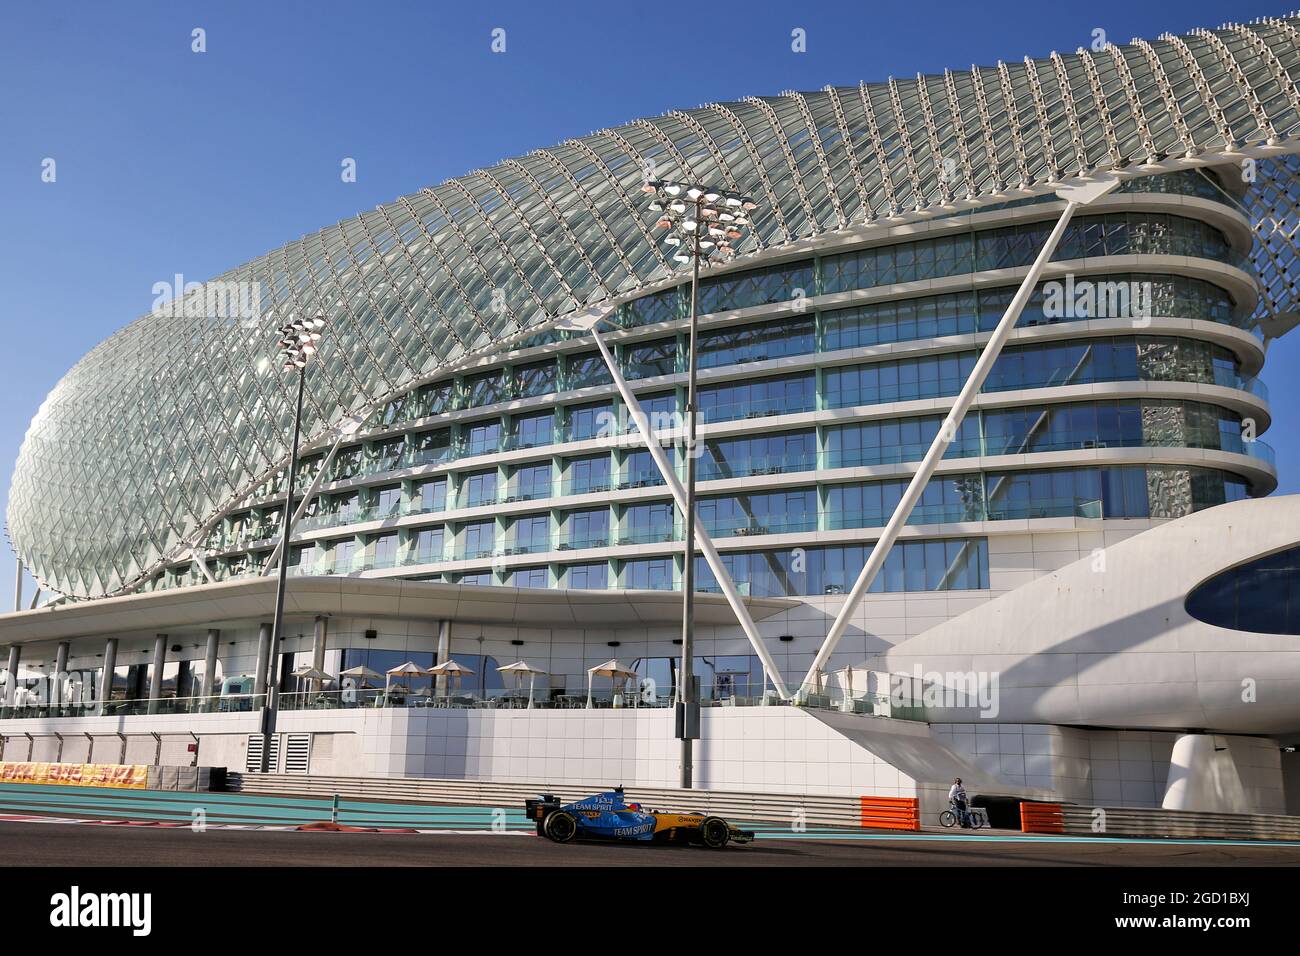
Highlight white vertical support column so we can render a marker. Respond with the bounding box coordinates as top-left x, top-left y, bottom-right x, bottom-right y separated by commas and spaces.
201, 628, 220, 709
310, 616, 327, 698
799, 175, 1120, 694
98, 638, 118, 717
253, 622, 271, 701
147, 634, 167, 715
13, 560, 22, 613
3, 645, 19, 709
435, 620, 451, 696
53, 641, 70, 709
567, 310, 791, 699
311, 616, 327, 671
